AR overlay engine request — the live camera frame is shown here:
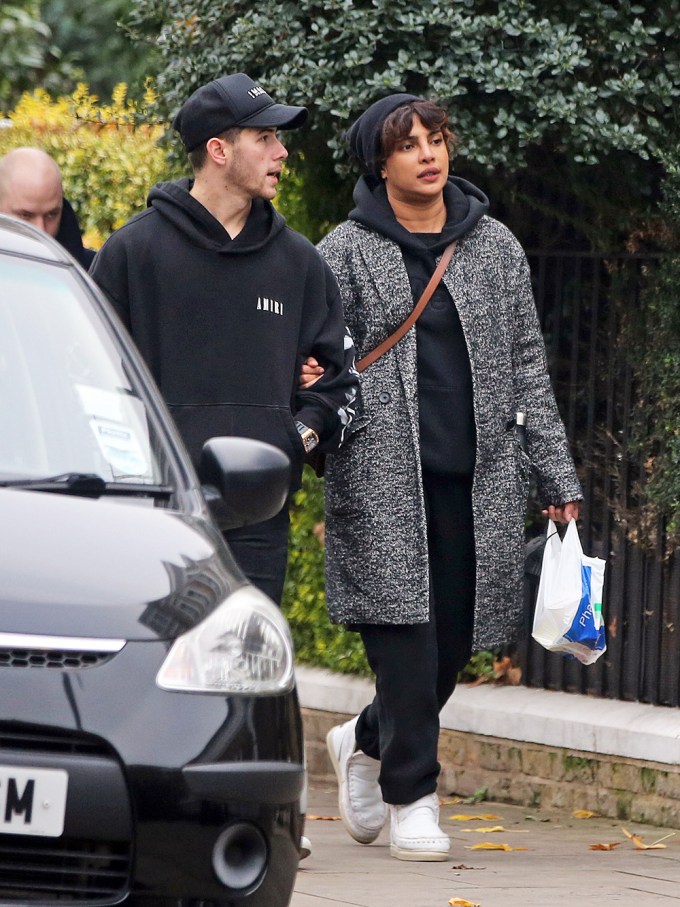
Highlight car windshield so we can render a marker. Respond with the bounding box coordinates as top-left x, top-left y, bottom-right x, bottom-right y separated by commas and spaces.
0, 255, 176, 497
